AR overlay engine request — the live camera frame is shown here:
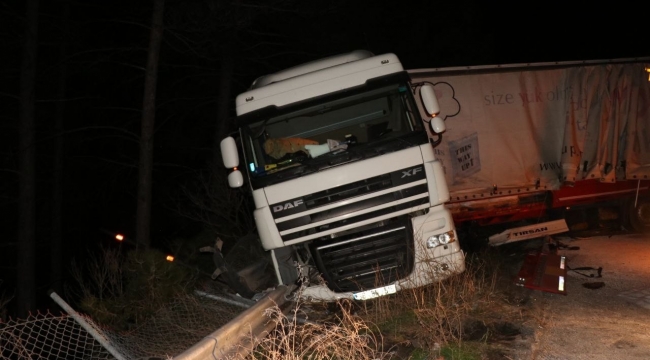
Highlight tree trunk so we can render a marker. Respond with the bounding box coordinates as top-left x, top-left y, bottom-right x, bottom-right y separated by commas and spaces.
51, 0, 70, 293
136, 0, 165, 248
17, 0, 39, 318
